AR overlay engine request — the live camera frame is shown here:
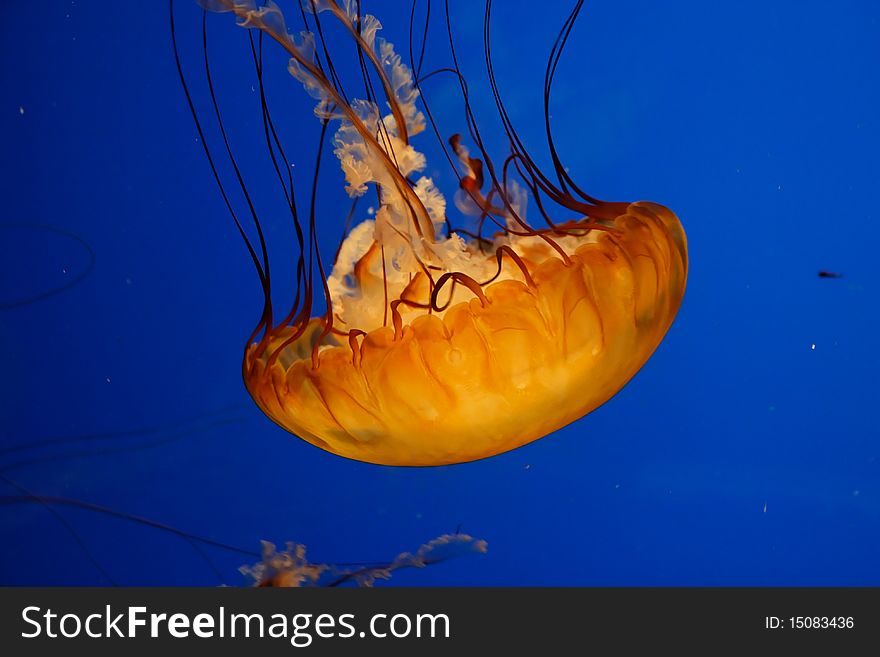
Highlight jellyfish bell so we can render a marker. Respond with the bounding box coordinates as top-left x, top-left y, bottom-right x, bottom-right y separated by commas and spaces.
182, 0, 687, 465
248, 201, 686, 466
